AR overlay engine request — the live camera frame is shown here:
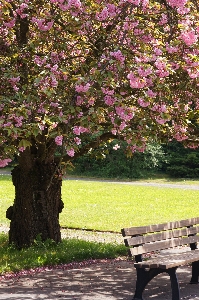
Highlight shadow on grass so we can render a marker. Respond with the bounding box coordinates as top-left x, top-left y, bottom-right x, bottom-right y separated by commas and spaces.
0, 233, 127, 275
